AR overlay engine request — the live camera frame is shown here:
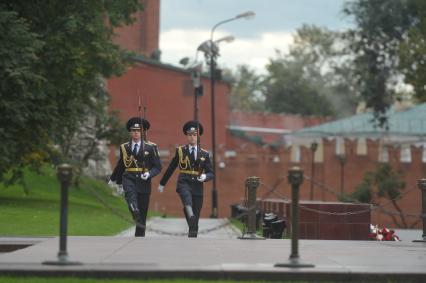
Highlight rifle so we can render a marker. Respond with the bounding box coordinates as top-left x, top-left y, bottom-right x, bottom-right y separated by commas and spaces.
143, 96, 147, 142
138, 94, 146, 170
191, 65, 203, 175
